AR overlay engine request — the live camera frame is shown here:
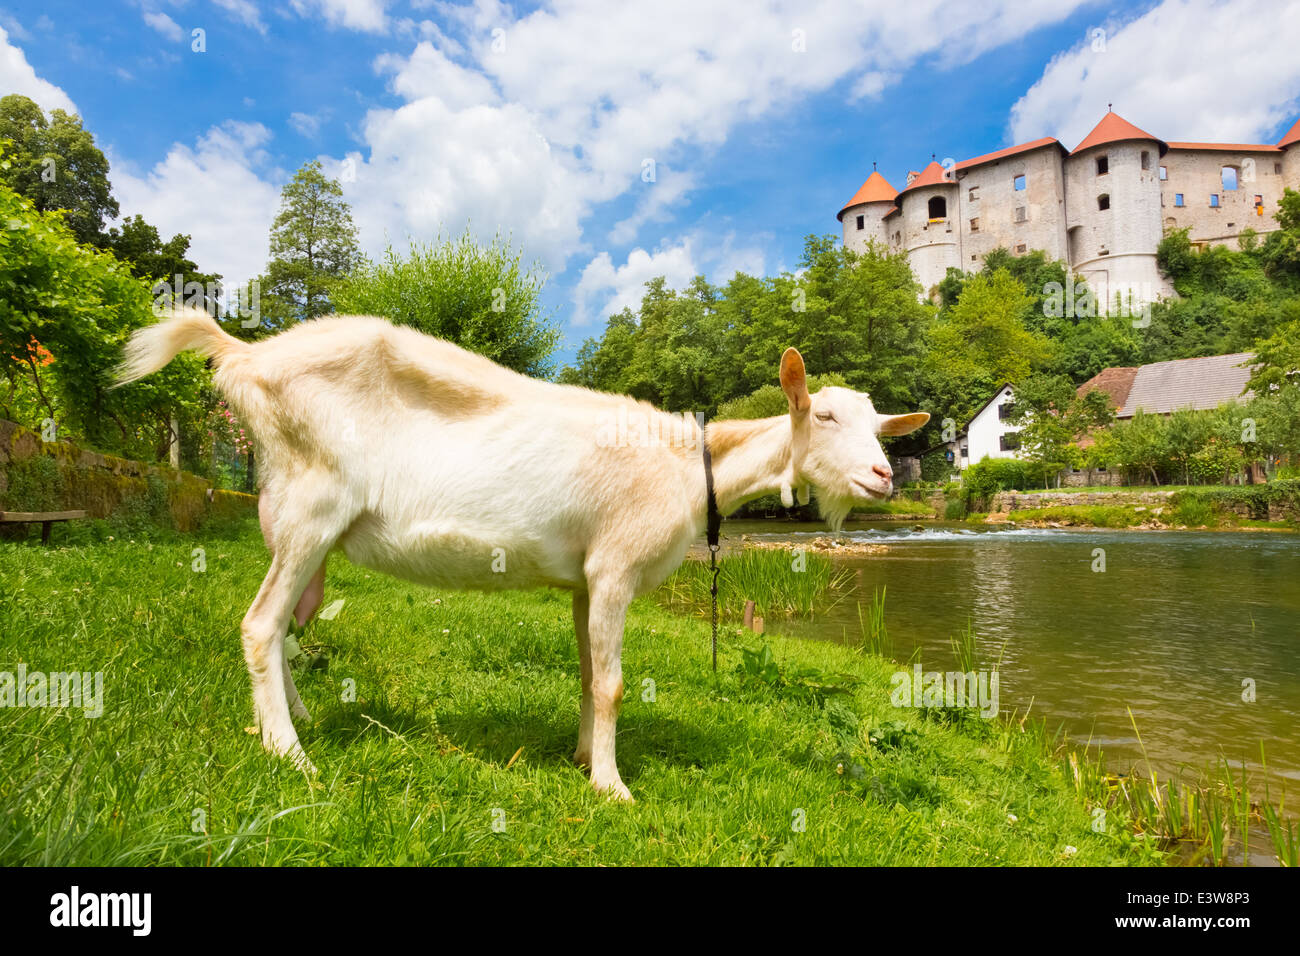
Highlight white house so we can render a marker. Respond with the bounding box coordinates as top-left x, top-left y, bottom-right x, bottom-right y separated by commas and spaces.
950, 384, 1021, 471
